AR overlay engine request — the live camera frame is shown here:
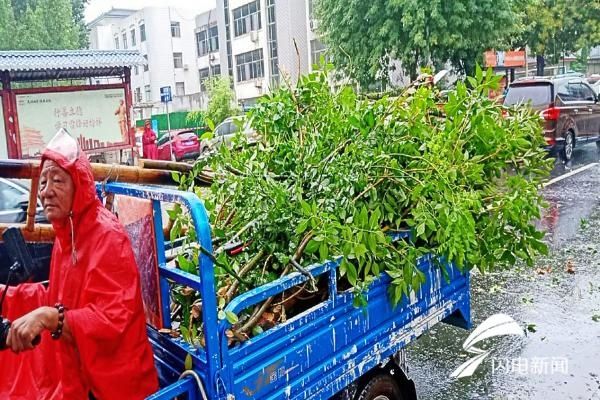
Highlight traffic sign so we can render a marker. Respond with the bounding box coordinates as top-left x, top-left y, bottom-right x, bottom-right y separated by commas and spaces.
160, 86, 172, 103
